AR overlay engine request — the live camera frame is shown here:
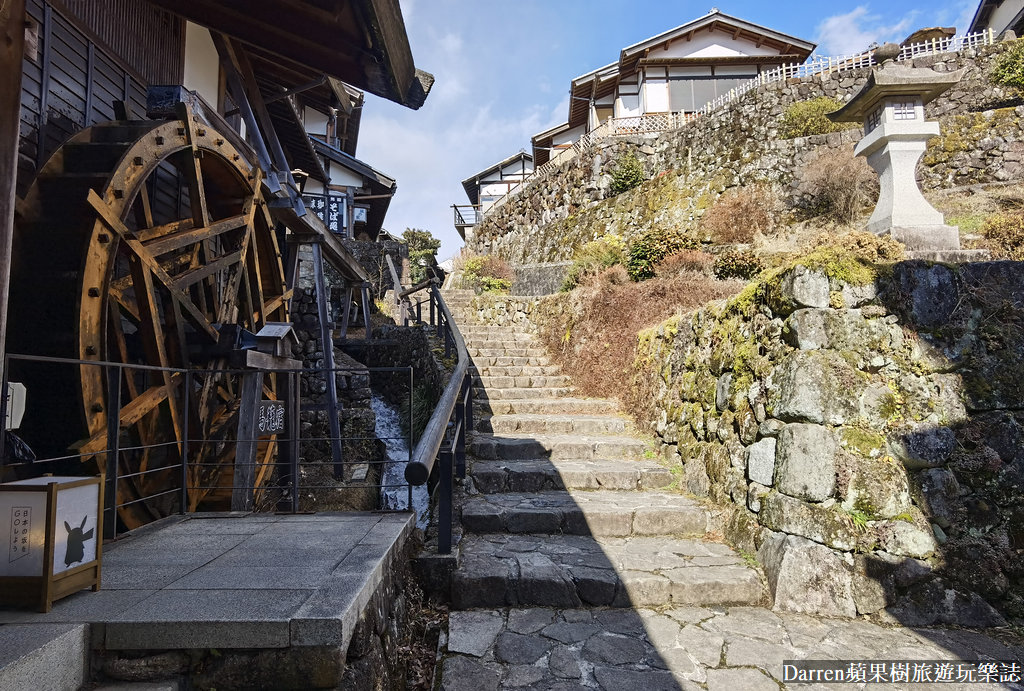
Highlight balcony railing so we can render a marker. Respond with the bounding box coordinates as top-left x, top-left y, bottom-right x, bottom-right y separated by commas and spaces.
453, 204, 482, 229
